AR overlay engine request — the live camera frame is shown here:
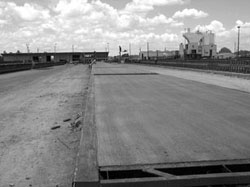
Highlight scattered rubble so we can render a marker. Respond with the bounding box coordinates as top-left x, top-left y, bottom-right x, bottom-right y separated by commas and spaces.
71, 118, 82, 129
68, 113, 83, 130
51, 125, 61, 130
63, 118, 71, 122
